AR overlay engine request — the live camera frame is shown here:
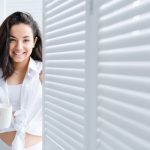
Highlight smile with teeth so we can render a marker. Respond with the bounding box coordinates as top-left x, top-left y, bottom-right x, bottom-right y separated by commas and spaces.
14, 52, 25, 56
